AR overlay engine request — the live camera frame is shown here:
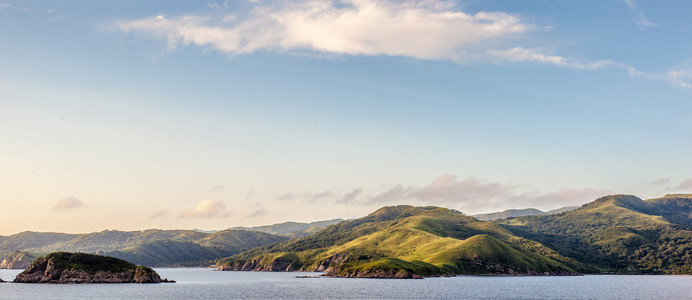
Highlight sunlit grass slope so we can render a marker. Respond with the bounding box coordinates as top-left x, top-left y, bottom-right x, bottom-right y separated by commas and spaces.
218, 206, 577, 277
498, 194, 692, 274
